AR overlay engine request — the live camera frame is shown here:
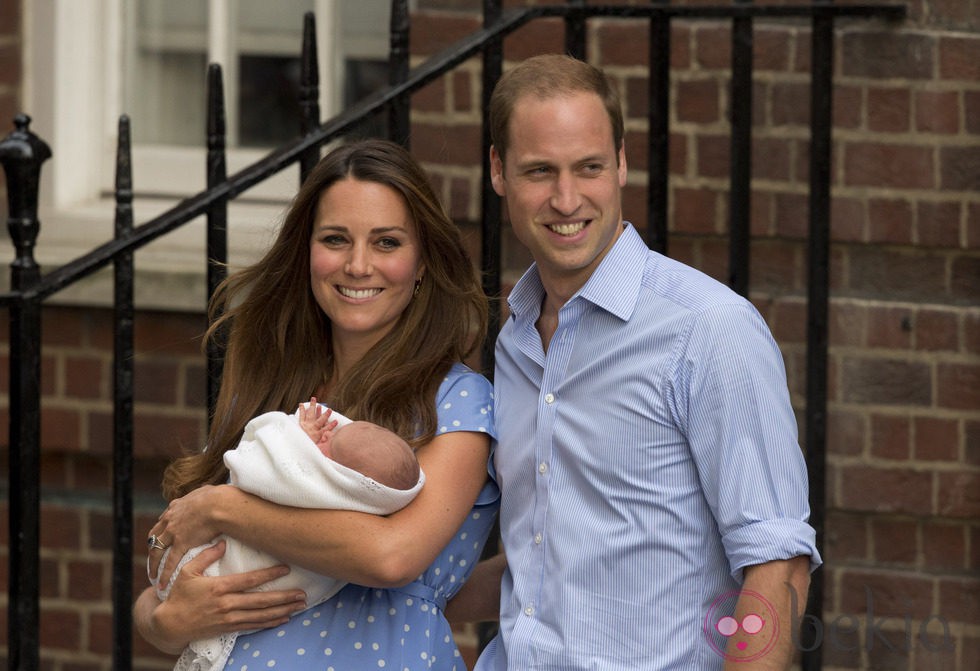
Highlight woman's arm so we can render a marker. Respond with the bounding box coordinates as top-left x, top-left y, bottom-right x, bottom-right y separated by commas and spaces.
134, 541, 307, 653
150, 429, 491, 588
